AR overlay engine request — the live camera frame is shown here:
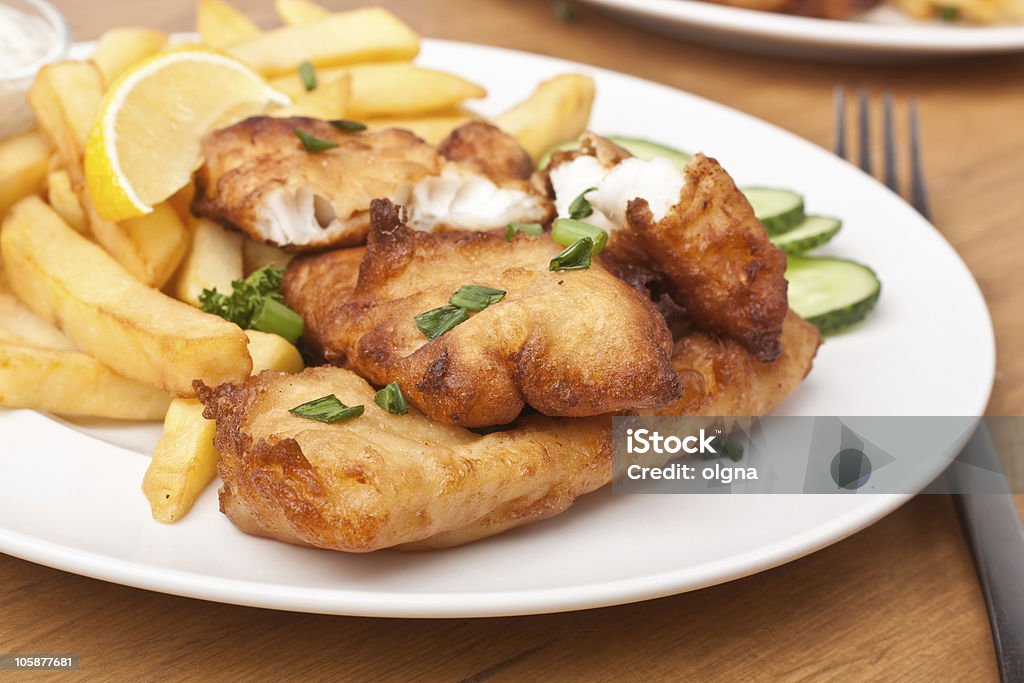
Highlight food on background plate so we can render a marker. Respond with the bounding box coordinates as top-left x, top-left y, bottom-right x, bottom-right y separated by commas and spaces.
891, 0, 1024, 23
702, 0, 1024, 23
0, 0, 880, 552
